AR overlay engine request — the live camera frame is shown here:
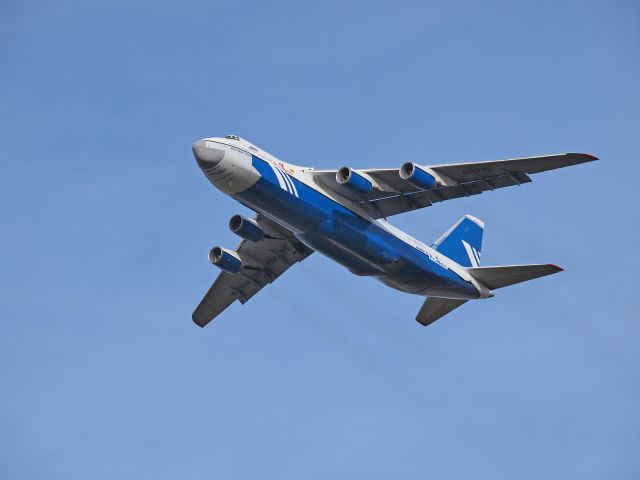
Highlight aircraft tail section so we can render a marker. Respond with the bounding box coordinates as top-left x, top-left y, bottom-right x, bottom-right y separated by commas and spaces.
416, 297, 468, 326
415, 264, 562, 327
467, 264, 563, 290
432, 215, 484, 267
